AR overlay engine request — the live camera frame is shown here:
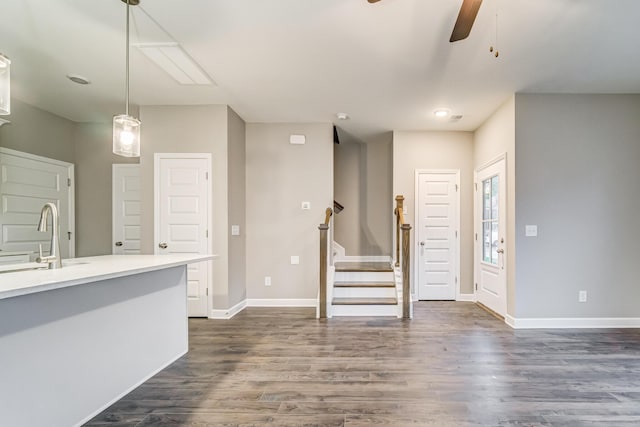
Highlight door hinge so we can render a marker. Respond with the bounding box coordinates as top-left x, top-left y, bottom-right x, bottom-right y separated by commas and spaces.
455, 276, 458, 284
68, 231, 72, 240
474, 183, 478, 191
475, 283, 478, 291
455, 184, 459, 192
67, 178, 71, 187
206, 229, 209, 238
205, 172, 209, 180
455, 230, 458, 238
475, 233, 477, 241
206, 288, 209, 296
